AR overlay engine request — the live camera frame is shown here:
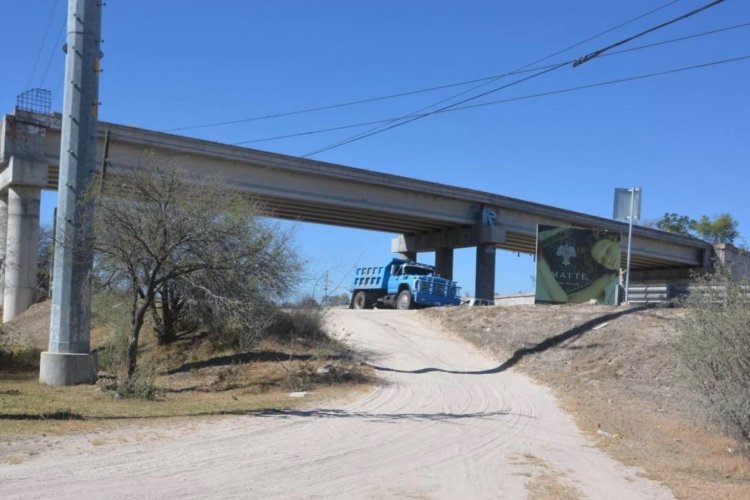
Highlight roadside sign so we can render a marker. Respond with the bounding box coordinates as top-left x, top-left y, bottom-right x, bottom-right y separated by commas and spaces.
613, 188, 641, 221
